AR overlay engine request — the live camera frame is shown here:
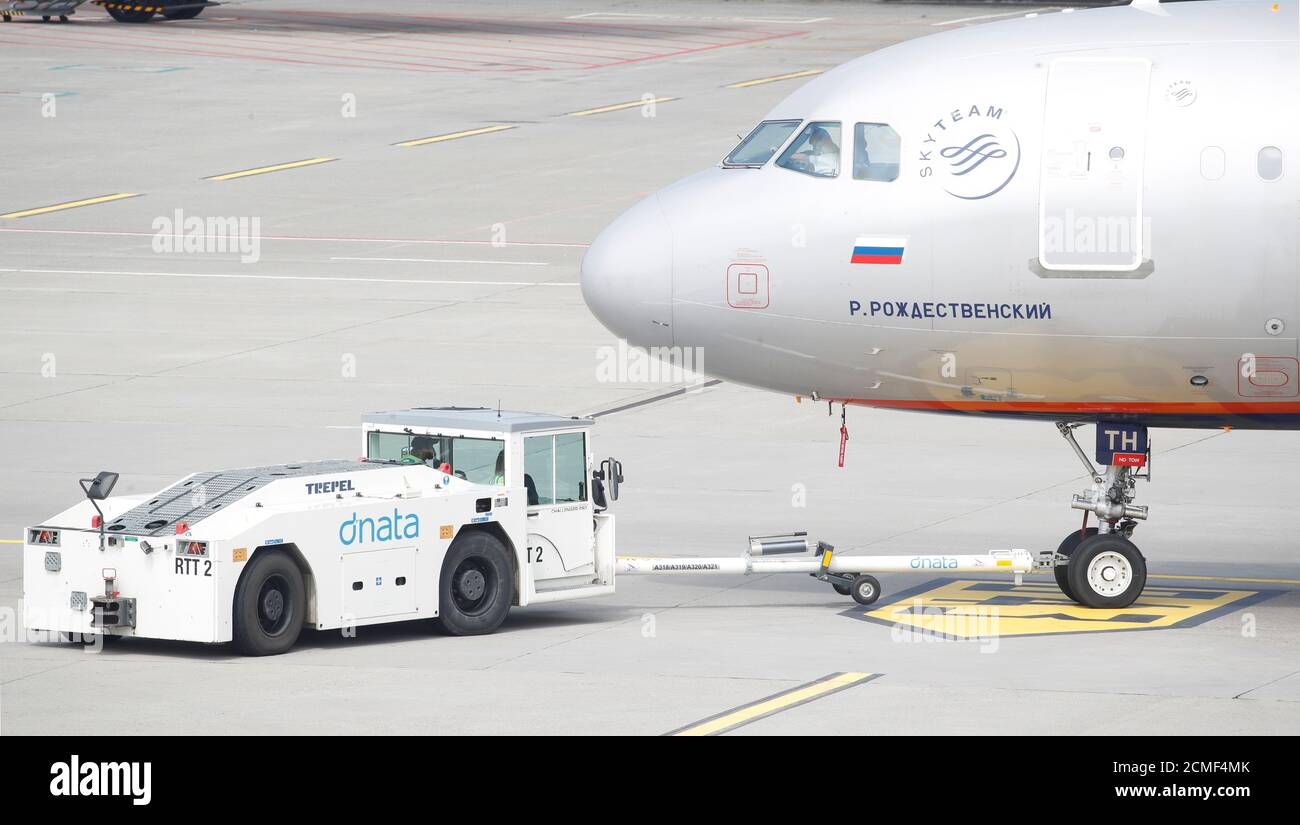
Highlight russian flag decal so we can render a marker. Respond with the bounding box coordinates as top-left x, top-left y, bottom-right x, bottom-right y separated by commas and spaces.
850, 237, 906, 265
